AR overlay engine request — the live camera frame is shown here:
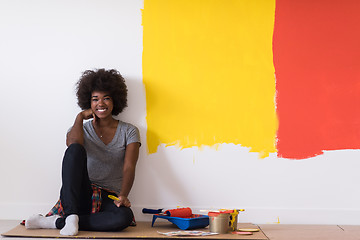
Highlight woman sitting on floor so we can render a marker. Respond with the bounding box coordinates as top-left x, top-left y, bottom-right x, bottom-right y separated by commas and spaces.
25, 69, 141, 236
